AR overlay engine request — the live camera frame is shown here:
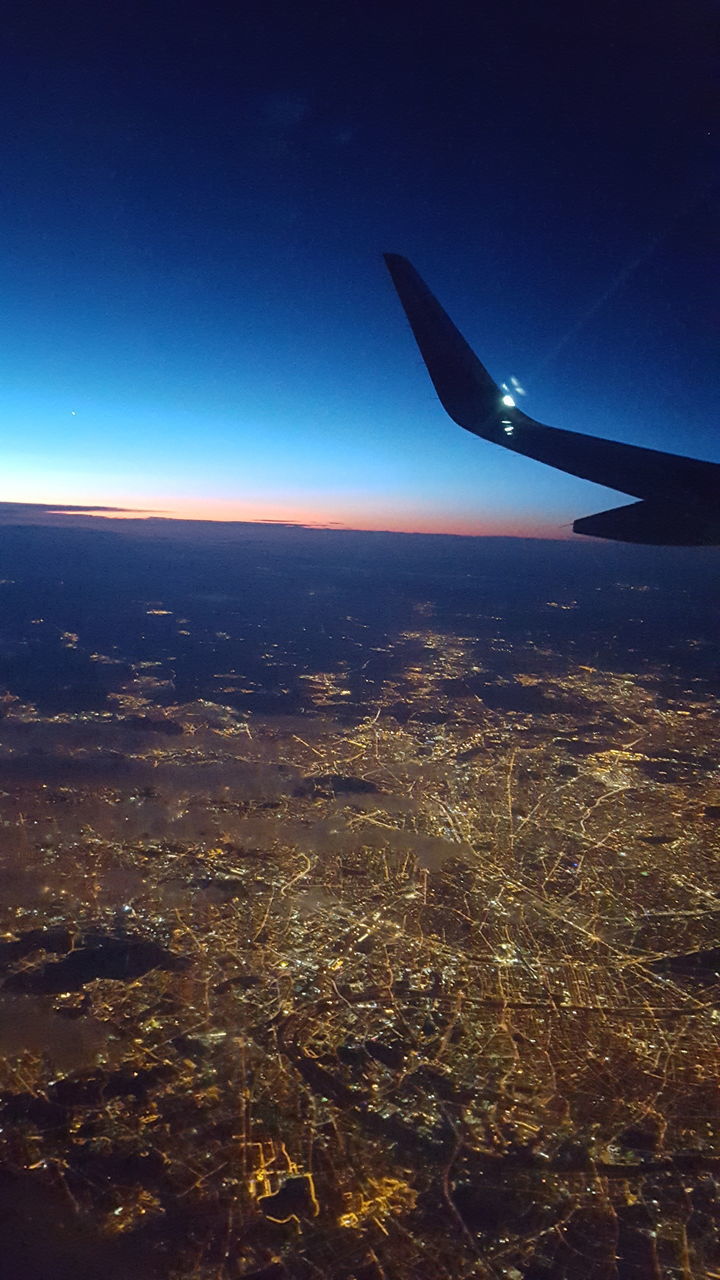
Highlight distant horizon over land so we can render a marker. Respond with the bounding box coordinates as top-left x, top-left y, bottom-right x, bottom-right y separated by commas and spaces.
0, 499, 572, 539
2, 500, 720, 555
